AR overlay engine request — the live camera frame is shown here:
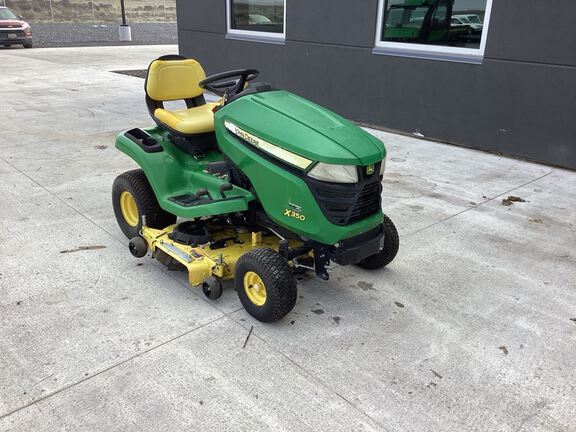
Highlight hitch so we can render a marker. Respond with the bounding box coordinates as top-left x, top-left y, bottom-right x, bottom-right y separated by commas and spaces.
313, 246, 331, 281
